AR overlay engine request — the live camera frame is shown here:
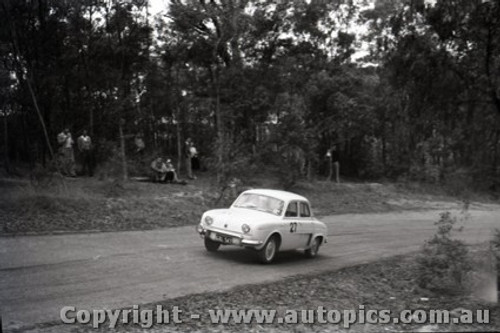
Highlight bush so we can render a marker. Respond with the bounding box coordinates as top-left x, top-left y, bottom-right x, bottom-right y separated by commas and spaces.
94, 140, 161, 180
416, 207, 472, 295
441, 167, 474, 198
29, 162, 66, 192
258, 144, 305, 190
493, 229, 500, 260
203, 136, 258, 206
206, 135, 256, 185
